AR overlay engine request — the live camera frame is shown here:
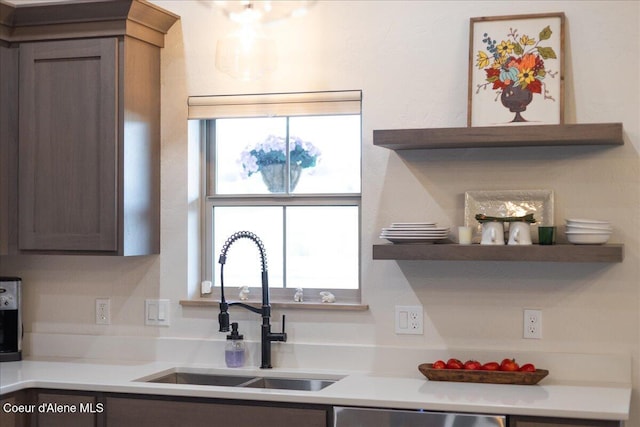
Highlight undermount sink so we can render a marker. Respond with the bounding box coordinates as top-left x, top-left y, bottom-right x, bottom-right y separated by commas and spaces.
140, 369, 340, 392
146, 372, 256, 387
241, 377, 336, 391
